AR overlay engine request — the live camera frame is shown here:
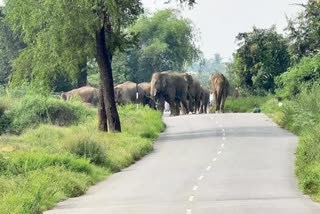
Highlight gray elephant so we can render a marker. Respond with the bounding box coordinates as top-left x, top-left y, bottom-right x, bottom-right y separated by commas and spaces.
114, 81, 144, 105
61, 86, 99, 106
211, 73, 230, 113
150, 71, 189, 116
183, 73, 201, 113
199, 87, 210, 114
138, 82, 156, 109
